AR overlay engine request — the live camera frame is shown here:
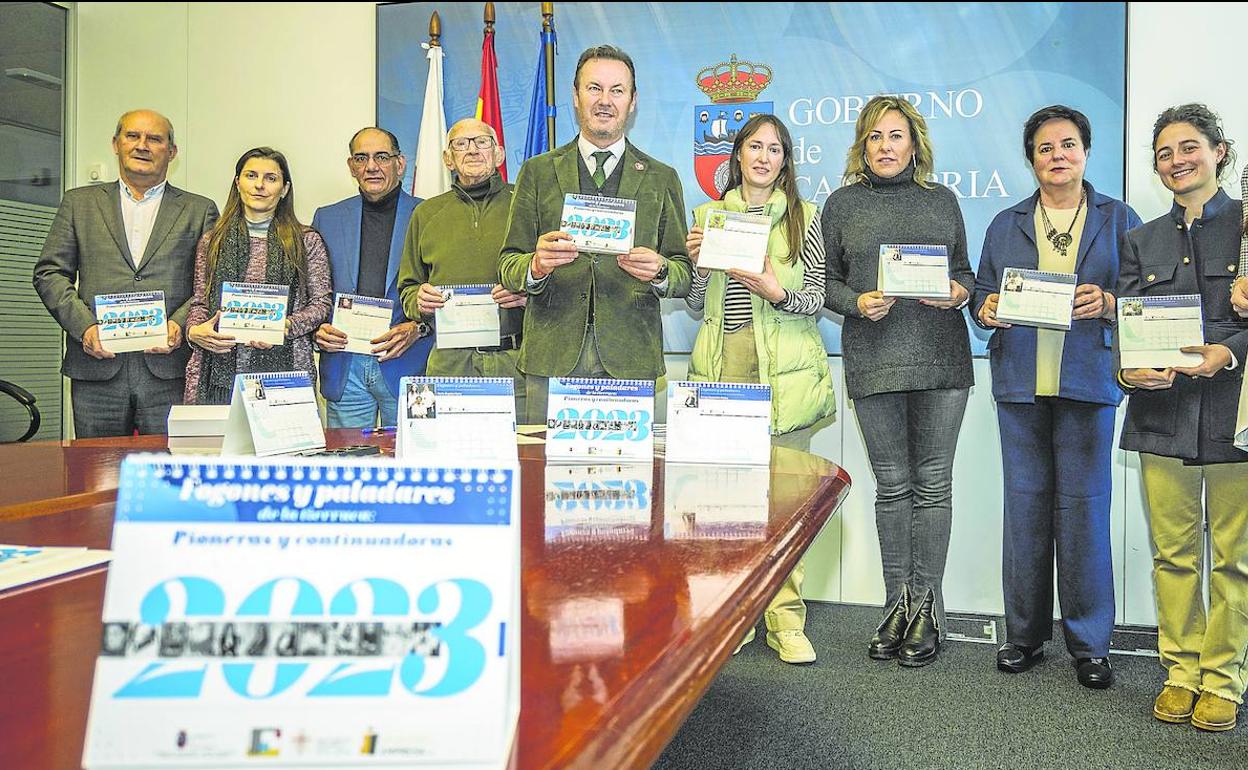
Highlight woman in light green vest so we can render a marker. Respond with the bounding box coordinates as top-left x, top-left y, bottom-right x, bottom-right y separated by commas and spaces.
686, 113, 836, 664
